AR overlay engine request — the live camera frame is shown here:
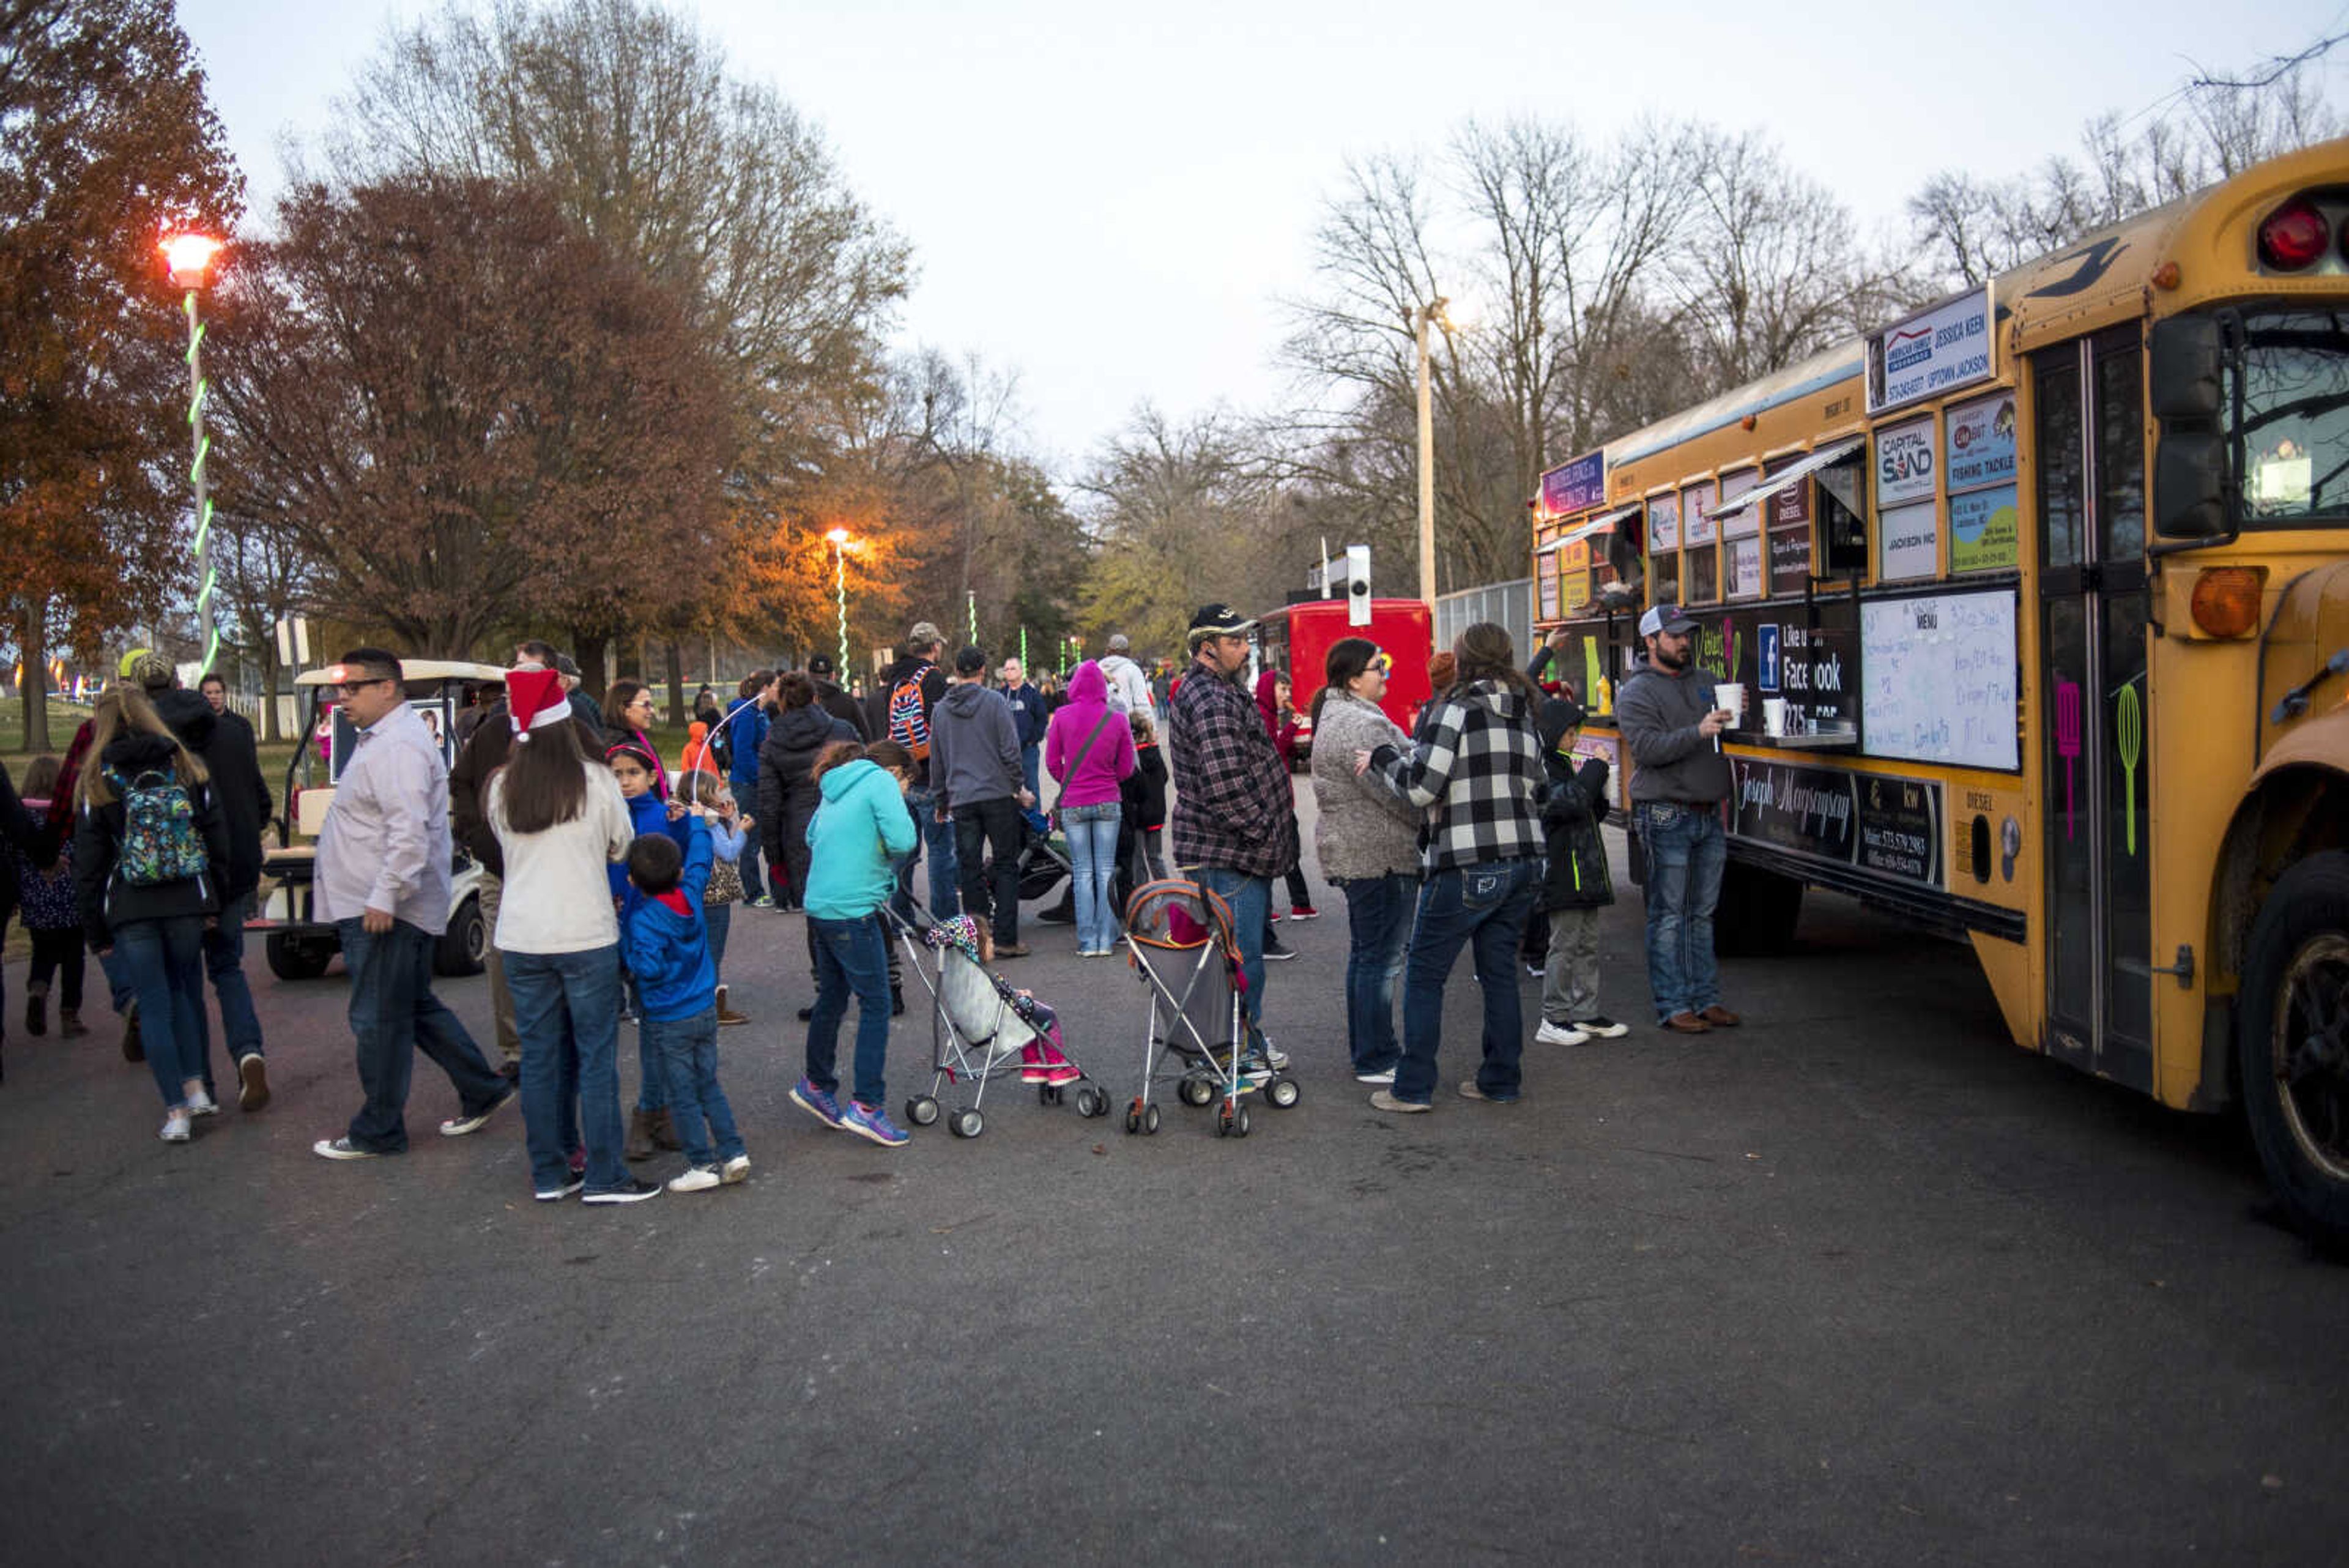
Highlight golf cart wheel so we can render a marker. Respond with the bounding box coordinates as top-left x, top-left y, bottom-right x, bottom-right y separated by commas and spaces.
1267, 1076, 1301, 1110
265, 932, 335, 981
907, 1095, 940, 1128
433, 893, 487, 976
